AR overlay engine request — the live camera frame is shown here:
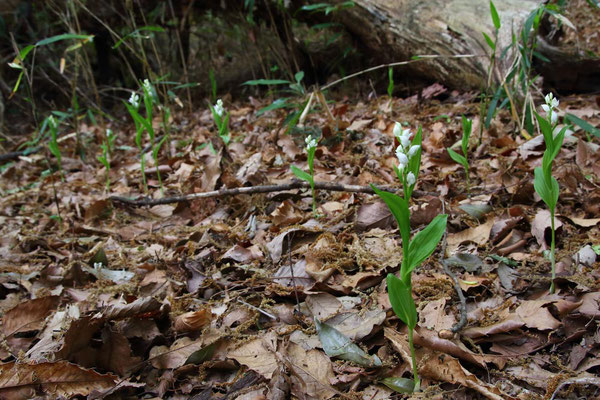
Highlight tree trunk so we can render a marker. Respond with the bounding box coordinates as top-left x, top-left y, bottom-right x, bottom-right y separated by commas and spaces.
316, 0, 541, 90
